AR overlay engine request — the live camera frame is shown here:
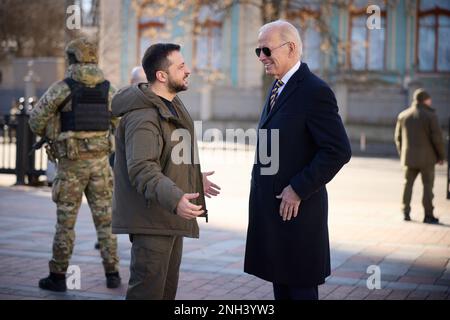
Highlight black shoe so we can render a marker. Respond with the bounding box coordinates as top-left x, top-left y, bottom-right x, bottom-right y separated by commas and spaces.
423, 216, 439, 224
106, 272, 121, 289
38, 273, 67, 292
404, 213, 411, 221
94, 242, 100, 250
